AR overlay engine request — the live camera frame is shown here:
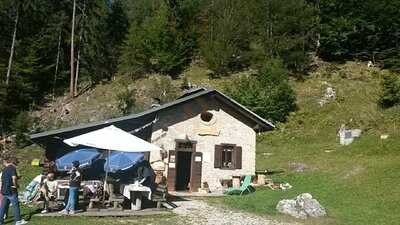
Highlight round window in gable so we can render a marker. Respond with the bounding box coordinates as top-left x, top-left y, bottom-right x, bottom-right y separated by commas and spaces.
201, 111, 214, 122
200, 111, 216, 126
